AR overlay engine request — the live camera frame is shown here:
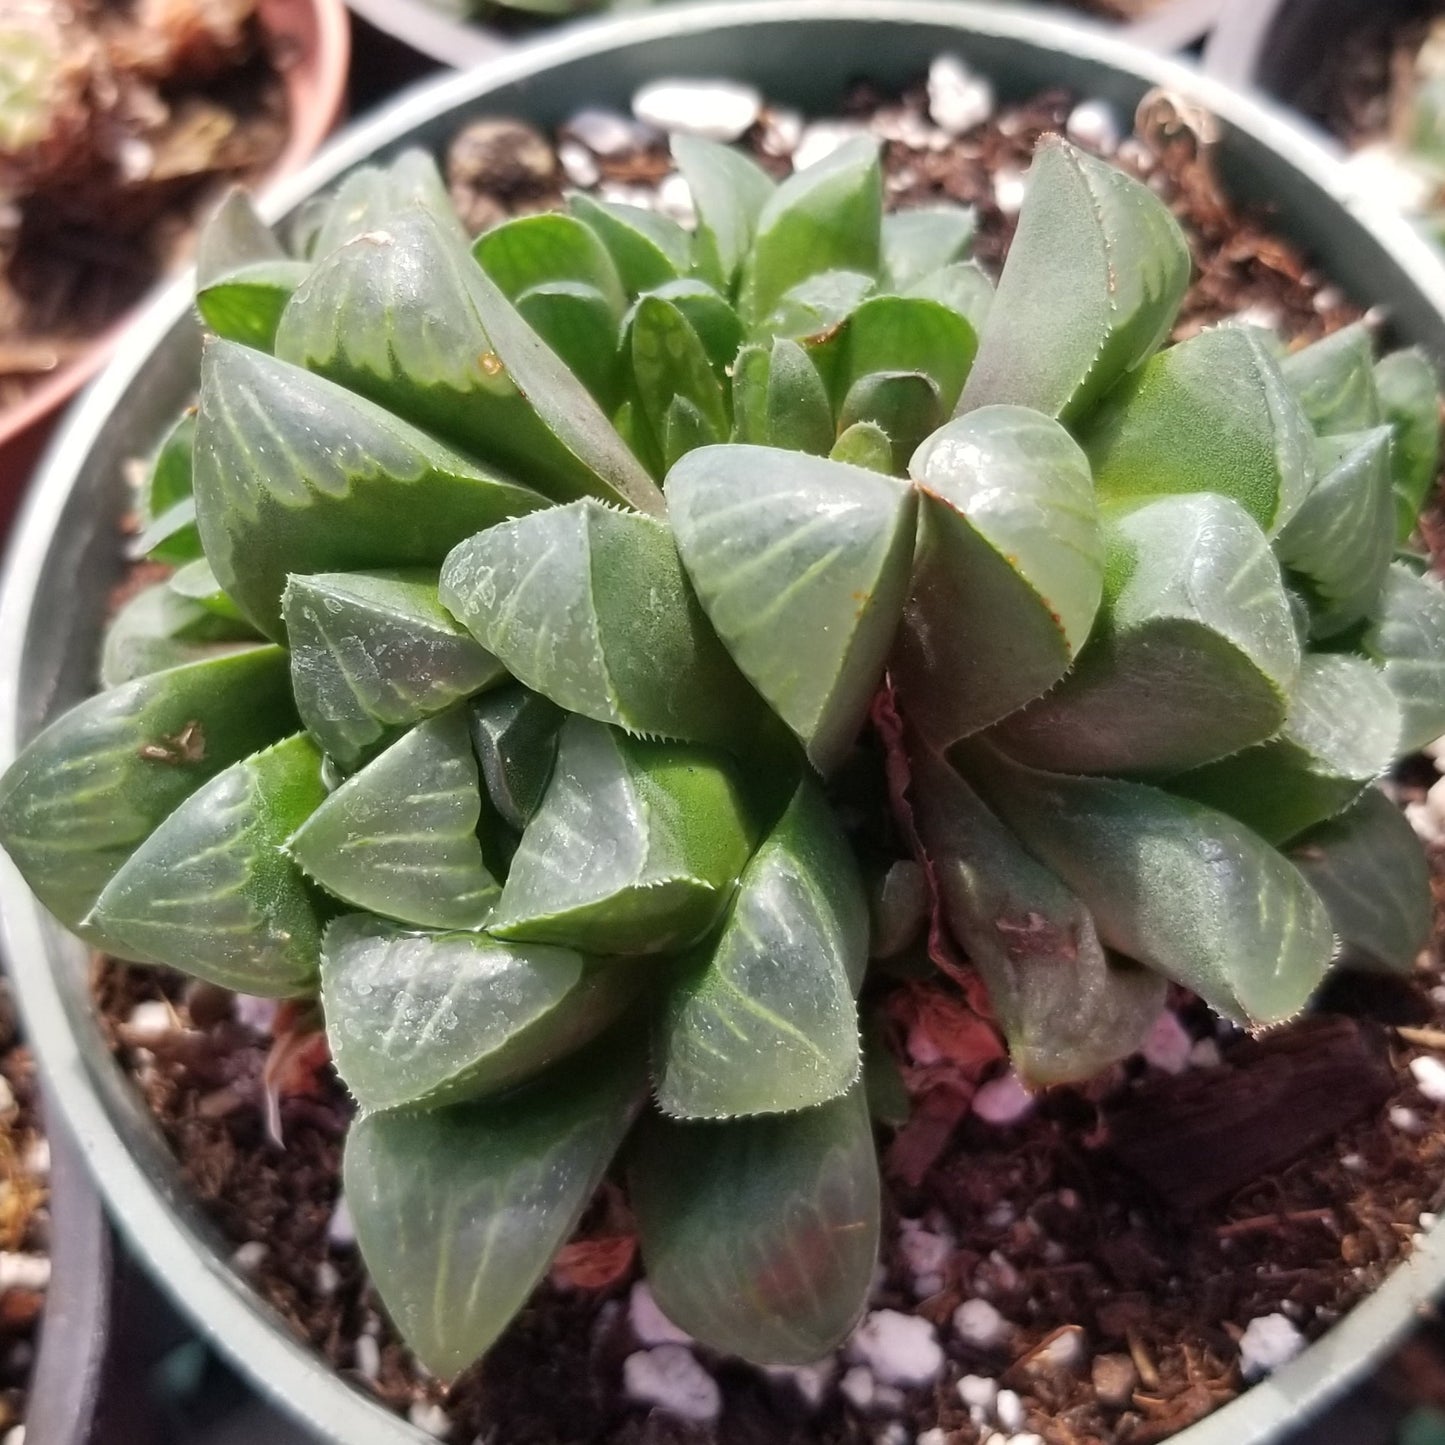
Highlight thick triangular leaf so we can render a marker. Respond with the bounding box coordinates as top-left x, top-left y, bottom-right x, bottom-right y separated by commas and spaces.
958, 137, 1189, 424
1280, 322, 1380, 435
345, 1035, 644, 1378
131, 497, 201, 567
740, 137, 882, 325
628, 295, 728, 468
667, 445, 917, 773
100, 582, 257, 688
910, 745, 1164, 1084
992, 493, 1300, 774
308, 148, 461, 260
0, 647, 296, 936
196, 258, 309, 353
489, 717, 751, 955
648, 279, 744, 380
322, 914, 638, 1111
195, 188, 285, 287
1362, 562, 1445, 753
274, 207, 662, 516
137, 412, 195, 531
283, 570, 505, 769
473, 212, 627, 315
467, 685, 564, 831
87, 734, 326, 992
893, 405, 1103, 746
630, 1086, 879, 1365
653, 781, 866, 1118
513, 282, 623, 411
1079, 326, 1315, 535
1375, 347, 1442, 540
1291, 787, 1431, 974
907, 260, 994, 332
965, 745, 1335, 1024
837, 371, 942, 471
1276, 427, 1395, 638
287, 710, 500, 930
760, 270, 876, 344
440, 499, 764, 750
830, 421, 893, 473
731, 338, 835, 455
194, 340, 544, 638
881, 205, 976, 290
567, 193, 690, 295
672, 134, 775, 291
167, 558, 246, 623
1169, 654, 1399, 844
